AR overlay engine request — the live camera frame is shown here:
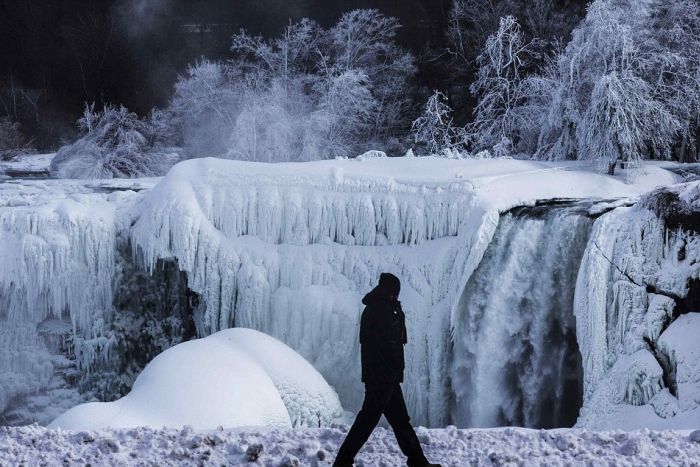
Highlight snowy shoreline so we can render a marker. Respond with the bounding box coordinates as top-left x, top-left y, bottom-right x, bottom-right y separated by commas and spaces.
2, 424, 699, 466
